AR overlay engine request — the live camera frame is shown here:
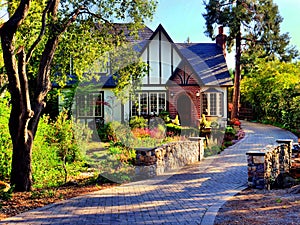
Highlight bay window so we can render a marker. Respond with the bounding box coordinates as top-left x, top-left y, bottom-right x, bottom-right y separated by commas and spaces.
202, 90, 224, 116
